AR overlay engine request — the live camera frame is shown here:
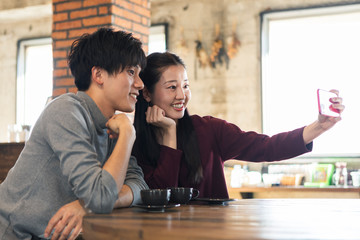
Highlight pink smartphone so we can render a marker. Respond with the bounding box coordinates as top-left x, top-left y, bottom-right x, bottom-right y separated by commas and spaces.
317, 89, 340, 117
